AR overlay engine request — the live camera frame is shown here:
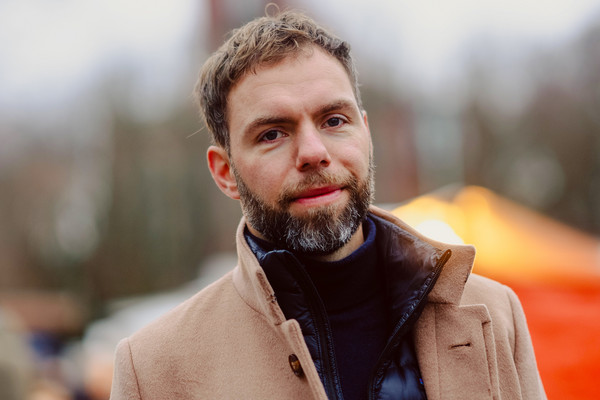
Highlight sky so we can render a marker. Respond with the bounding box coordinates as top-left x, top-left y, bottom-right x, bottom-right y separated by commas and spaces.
307, 0, 600, 97
0, 0, 202, 117
1, 0, 599, 116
